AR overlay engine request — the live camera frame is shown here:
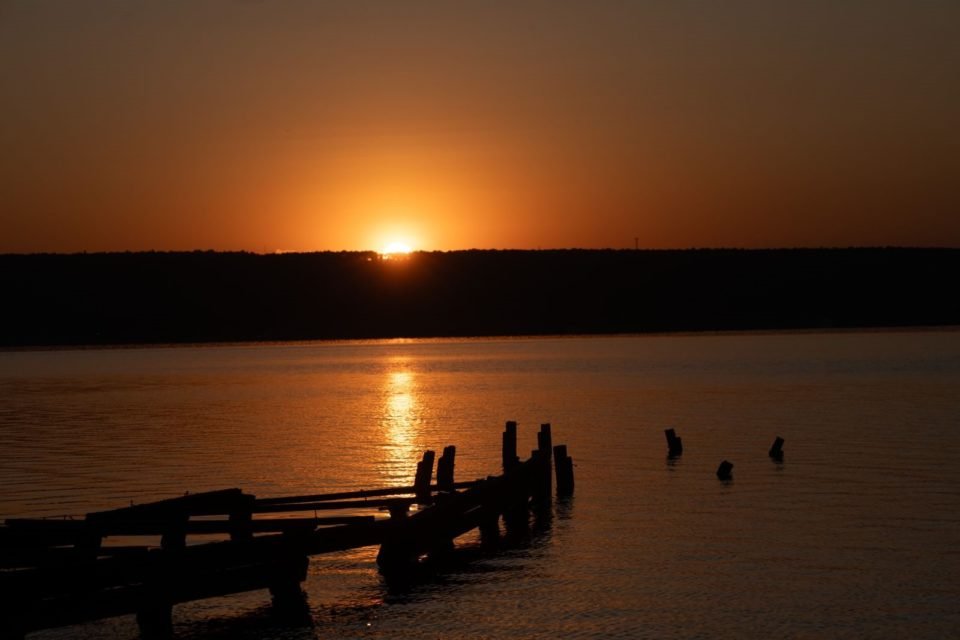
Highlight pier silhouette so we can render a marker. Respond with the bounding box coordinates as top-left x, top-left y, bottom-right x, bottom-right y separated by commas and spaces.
0, 424, 573, 639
